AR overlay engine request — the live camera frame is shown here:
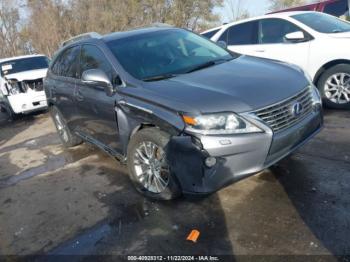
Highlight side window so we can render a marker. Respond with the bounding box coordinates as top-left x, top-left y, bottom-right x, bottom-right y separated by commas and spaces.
52, 46, 80, 78
218, 29, 228, 43
201, 29, 220, 39
259, 18, 304, 44
227, 21, 258, 45
80, 45, 114, 82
